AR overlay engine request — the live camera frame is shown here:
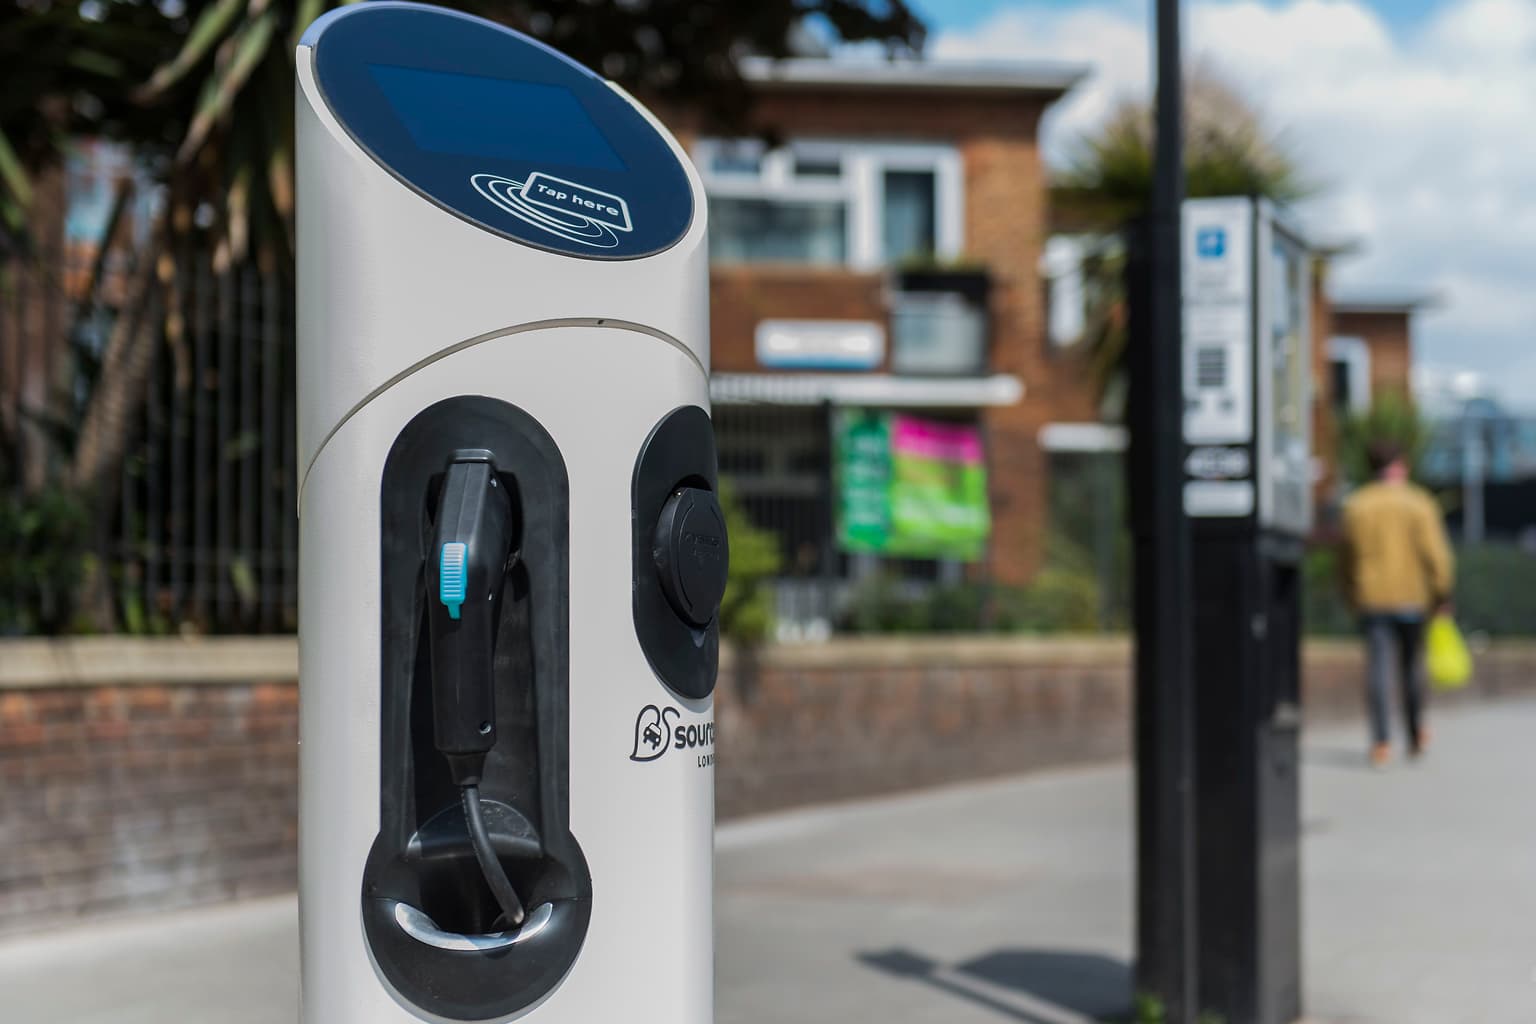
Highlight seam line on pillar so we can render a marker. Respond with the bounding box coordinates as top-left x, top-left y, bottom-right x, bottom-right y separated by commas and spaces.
297, 317, 707, 507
